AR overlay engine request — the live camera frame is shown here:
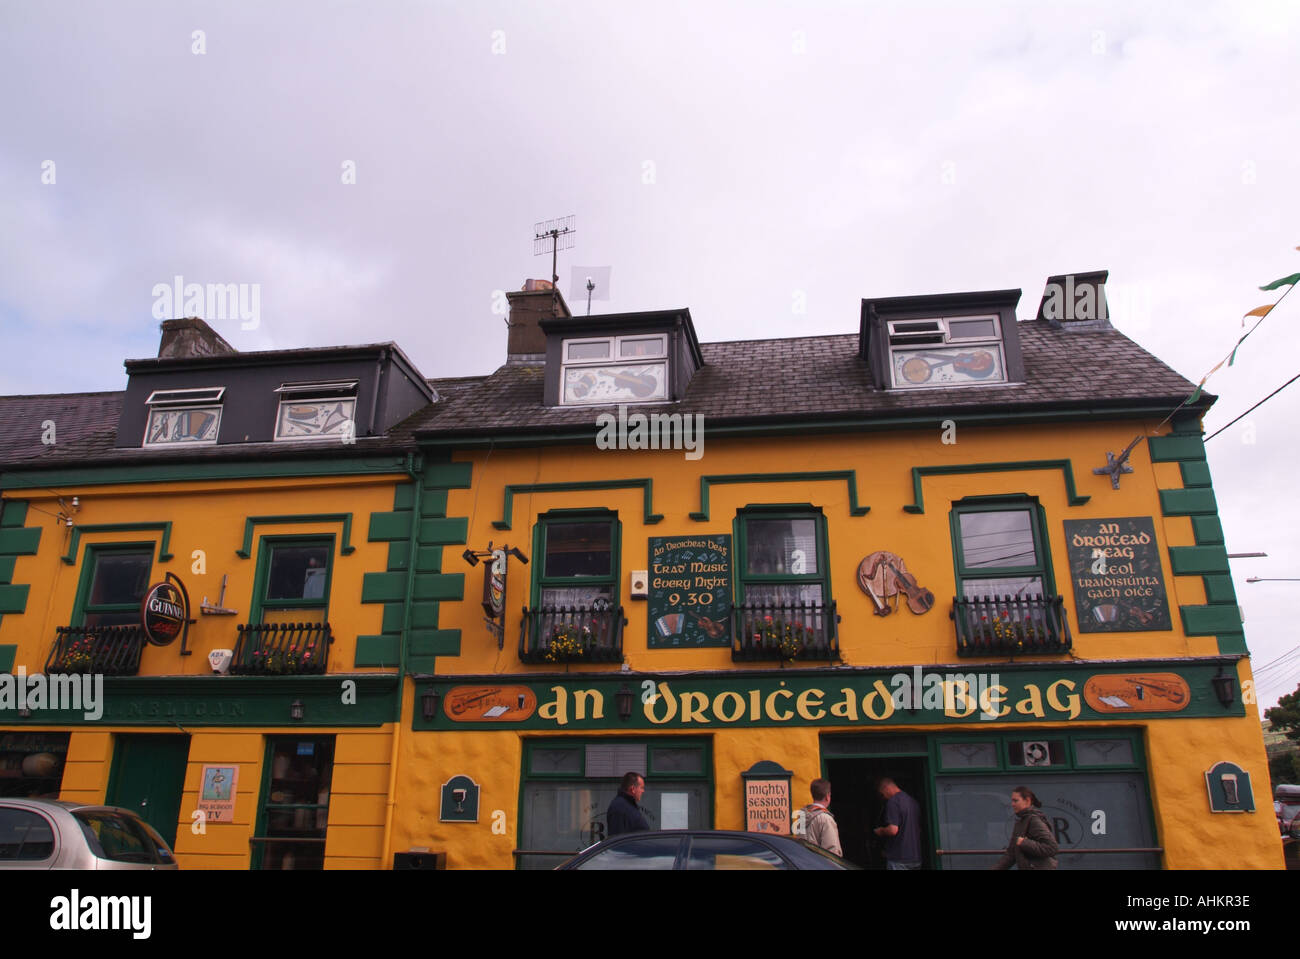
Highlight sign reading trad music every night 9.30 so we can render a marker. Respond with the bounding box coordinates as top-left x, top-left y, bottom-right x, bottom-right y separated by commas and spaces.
1063, 517, 1171, 632
647, 536, 732, 648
